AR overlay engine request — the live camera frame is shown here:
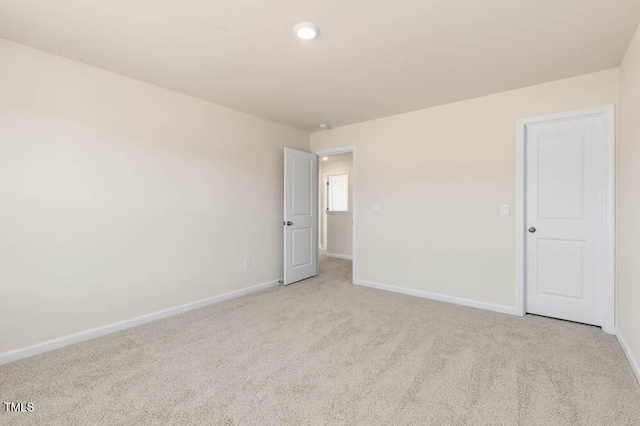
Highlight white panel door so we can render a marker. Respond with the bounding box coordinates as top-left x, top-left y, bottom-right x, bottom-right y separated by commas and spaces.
525, 114, 606, 326
284, 148, 318, 285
